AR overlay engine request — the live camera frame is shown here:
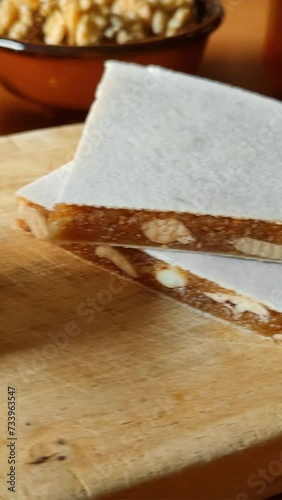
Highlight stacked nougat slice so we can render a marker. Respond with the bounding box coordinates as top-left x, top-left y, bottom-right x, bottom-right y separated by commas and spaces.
16, 62, 282, 338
